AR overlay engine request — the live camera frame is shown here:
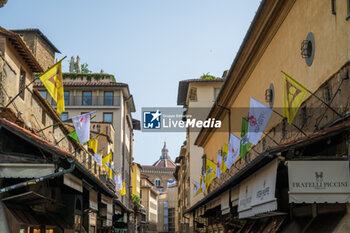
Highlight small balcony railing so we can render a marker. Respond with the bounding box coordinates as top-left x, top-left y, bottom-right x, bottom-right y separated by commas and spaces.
51, 96, 121, 107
